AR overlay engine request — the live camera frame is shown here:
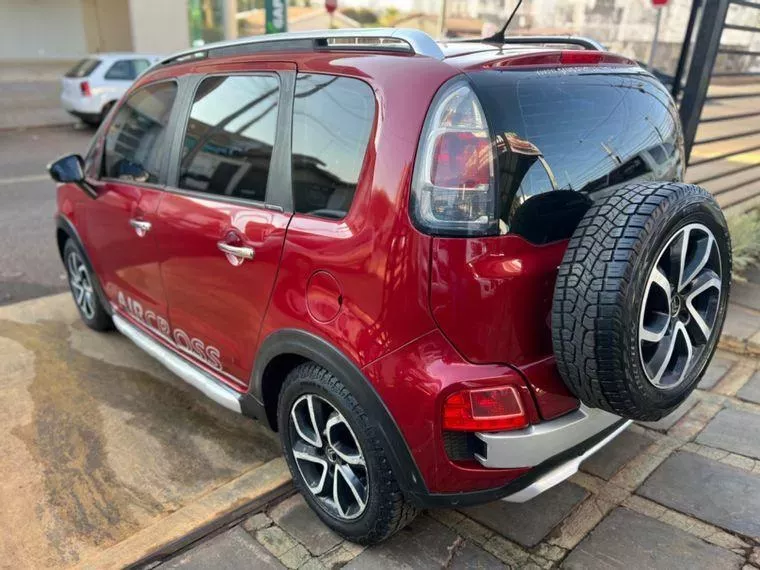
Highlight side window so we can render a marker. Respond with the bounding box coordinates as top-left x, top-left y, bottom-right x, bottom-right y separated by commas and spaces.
178, 75, 280, 202
292, 74, 375, 219
105, 59, 136, 81
132, 59, 151, 77
103, 81, 177, 183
